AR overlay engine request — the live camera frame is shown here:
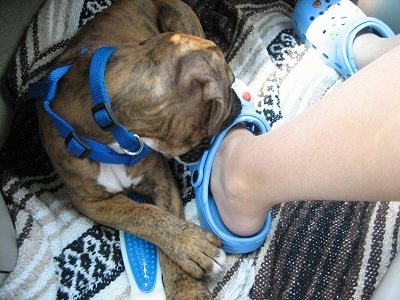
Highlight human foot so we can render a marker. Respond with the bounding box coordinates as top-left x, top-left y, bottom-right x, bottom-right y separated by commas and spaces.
353, 32, 400, 69
189, 79, 272, 253
292, 0, 395, 78
210, 125, 271, 237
